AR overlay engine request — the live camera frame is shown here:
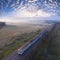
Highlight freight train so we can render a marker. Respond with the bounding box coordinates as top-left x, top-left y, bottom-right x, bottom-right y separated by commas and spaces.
17, 30, 48, 55
17, 24, 55, 55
